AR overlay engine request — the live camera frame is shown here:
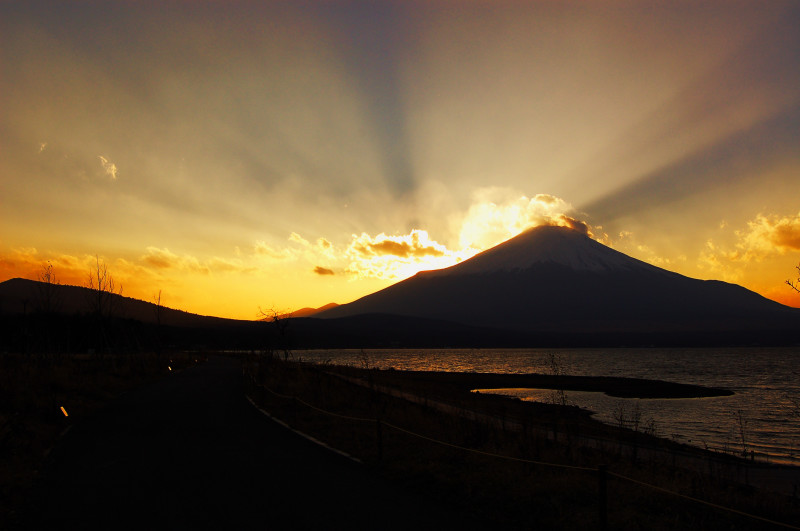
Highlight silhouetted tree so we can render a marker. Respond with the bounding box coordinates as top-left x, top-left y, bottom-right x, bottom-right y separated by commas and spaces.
85, 256, 123, 355
86, 256, 123, 319
34, 262, 63, 354
153, 289, 164, 355
35, 261, 62, 314
787, 262, 800, 293
258, 307, 291, 360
